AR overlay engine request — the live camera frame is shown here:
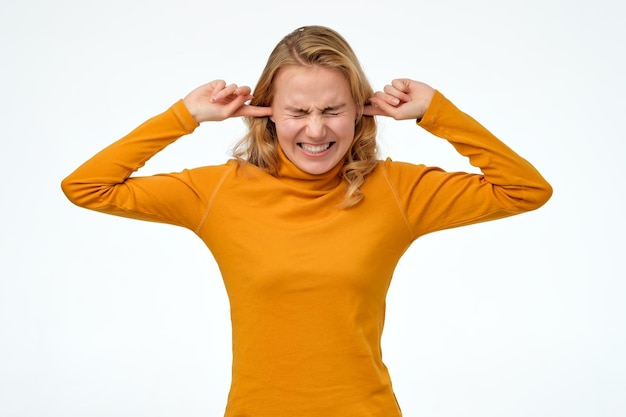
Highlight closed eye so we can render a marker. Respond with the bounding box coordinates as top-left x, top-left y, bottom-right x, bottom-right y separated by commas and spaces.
323, 105, 346, 116
284, 104, 346, 118
284, 107, 308, 118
